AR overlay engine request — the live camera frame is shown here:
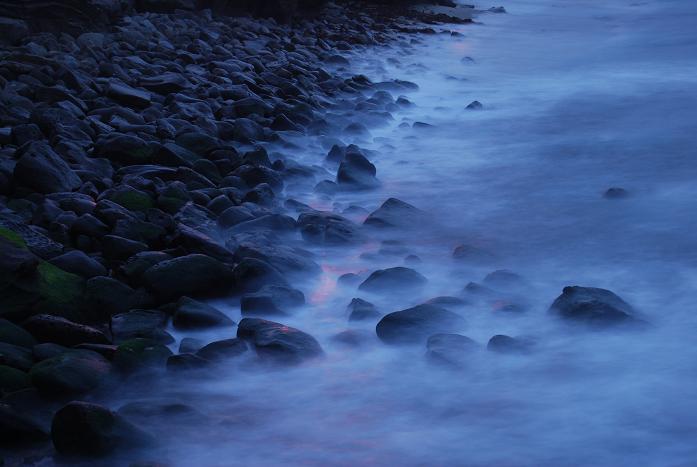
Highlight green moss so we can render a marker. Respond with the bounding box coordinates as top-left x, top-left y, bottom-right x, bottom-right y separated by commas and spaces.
36, 262, 84, 309
0, 227, 27, 249
110, 191, 154, 212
